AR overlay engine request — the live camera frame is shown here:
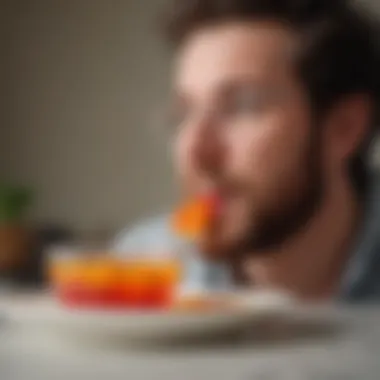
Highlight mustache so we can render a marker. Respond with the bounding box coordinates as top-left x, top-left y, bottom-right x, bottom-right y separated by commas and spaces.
186, 168, 245, 194
205, 177, 245, 196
